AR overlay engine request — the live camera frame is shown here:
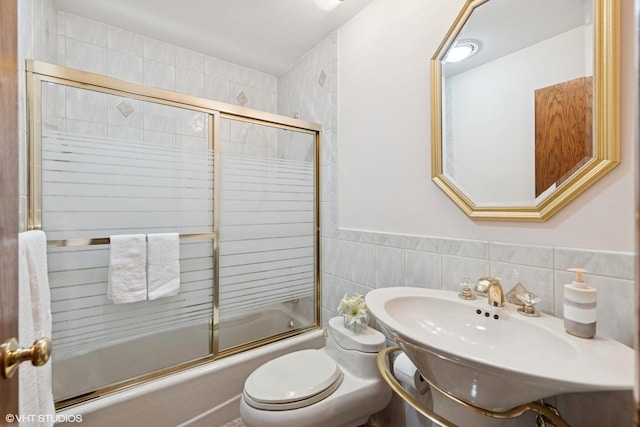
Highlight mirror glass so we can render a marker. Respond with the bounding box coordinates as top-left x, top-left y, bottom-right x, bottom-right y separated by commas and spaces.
431, 0, 619, 220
